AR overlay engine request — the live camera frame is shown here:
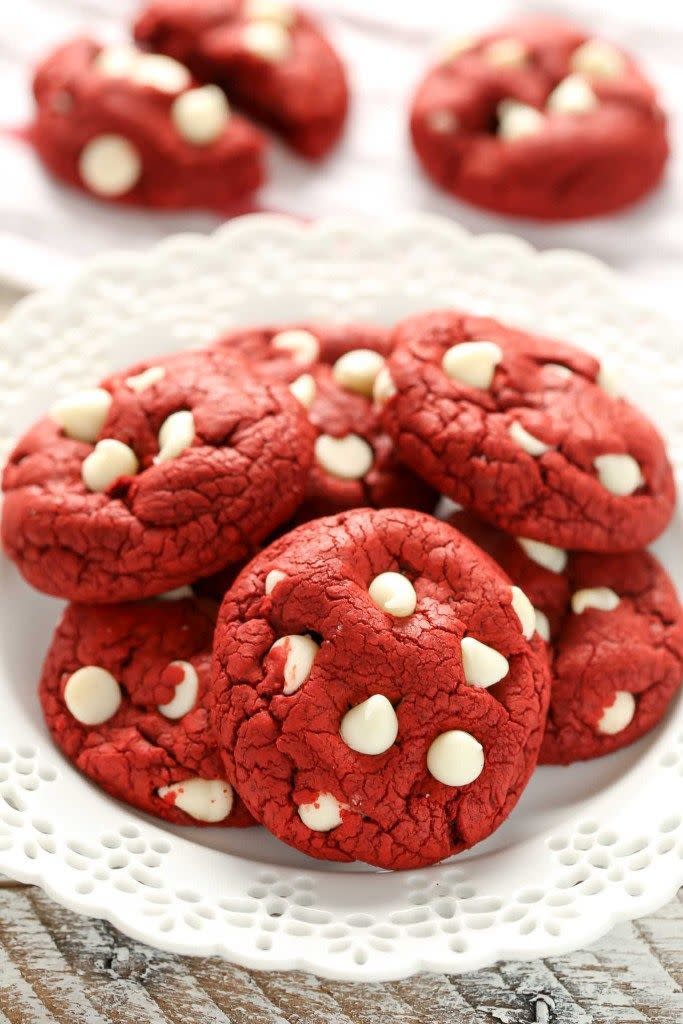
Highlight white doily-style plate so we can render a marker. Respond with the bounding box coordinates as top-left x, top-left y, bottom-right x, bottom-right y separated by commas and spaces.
0, 215, 681, 981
